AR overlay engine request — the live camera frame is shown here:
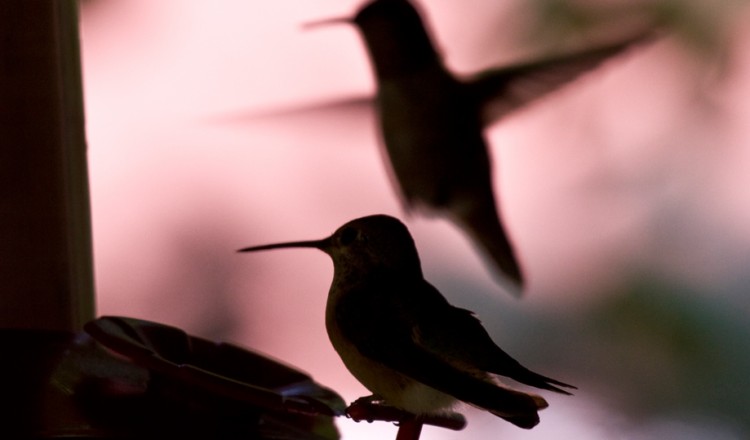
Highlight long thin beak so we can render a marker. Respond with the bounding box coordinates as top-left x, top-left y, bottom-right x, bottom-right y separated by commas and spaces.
237, 238, 329, 253
302, 16, 352, 30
